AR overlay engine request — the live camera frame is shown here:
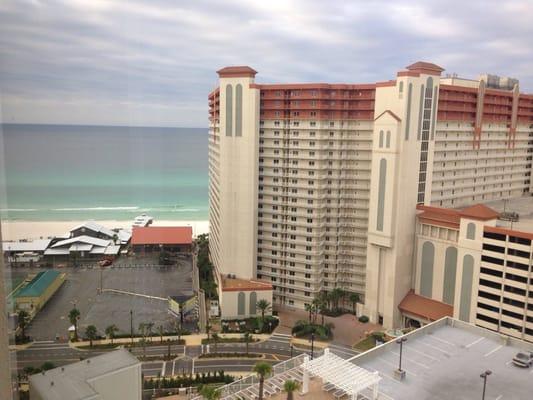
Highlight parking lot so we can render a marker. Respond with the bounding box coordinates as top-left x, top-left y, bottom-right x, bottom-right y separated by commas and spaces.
7, 254, 195, 341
